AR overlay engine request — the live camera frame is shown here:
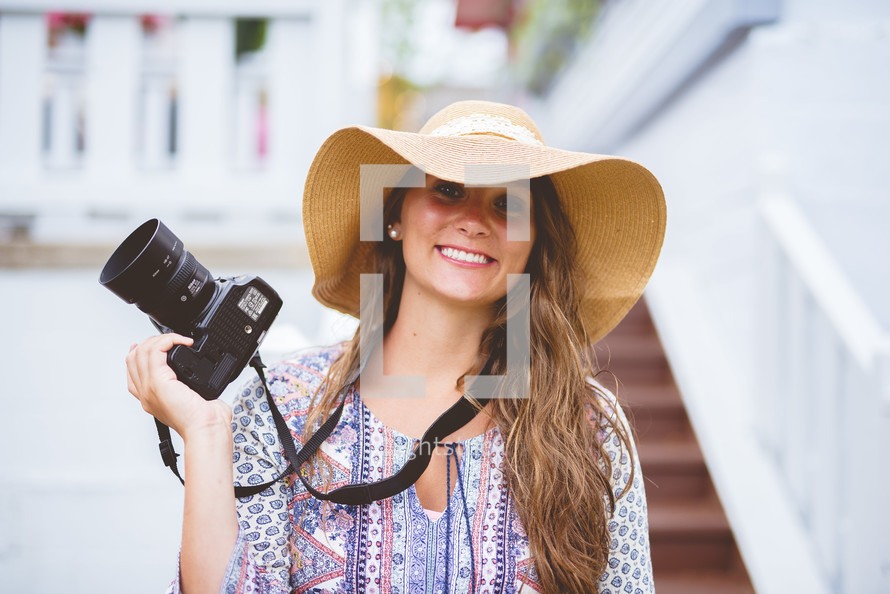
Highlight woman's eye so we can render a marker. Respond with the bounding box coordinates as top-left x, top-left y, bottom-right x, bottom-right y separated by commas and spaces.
497, 195, 527, 216
434, 182, 464, 199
